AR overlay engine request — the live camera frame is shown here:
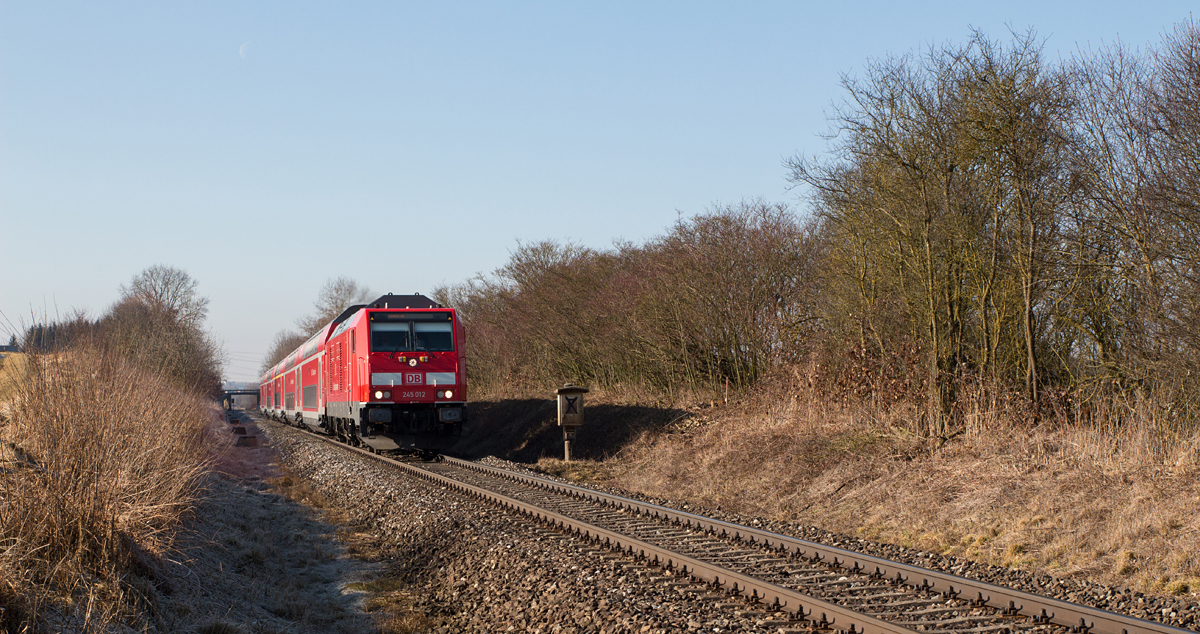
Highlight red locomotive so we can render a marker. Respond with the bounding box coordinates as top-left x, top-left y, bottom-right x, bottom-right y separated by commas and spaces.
260, 293, 466, 452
